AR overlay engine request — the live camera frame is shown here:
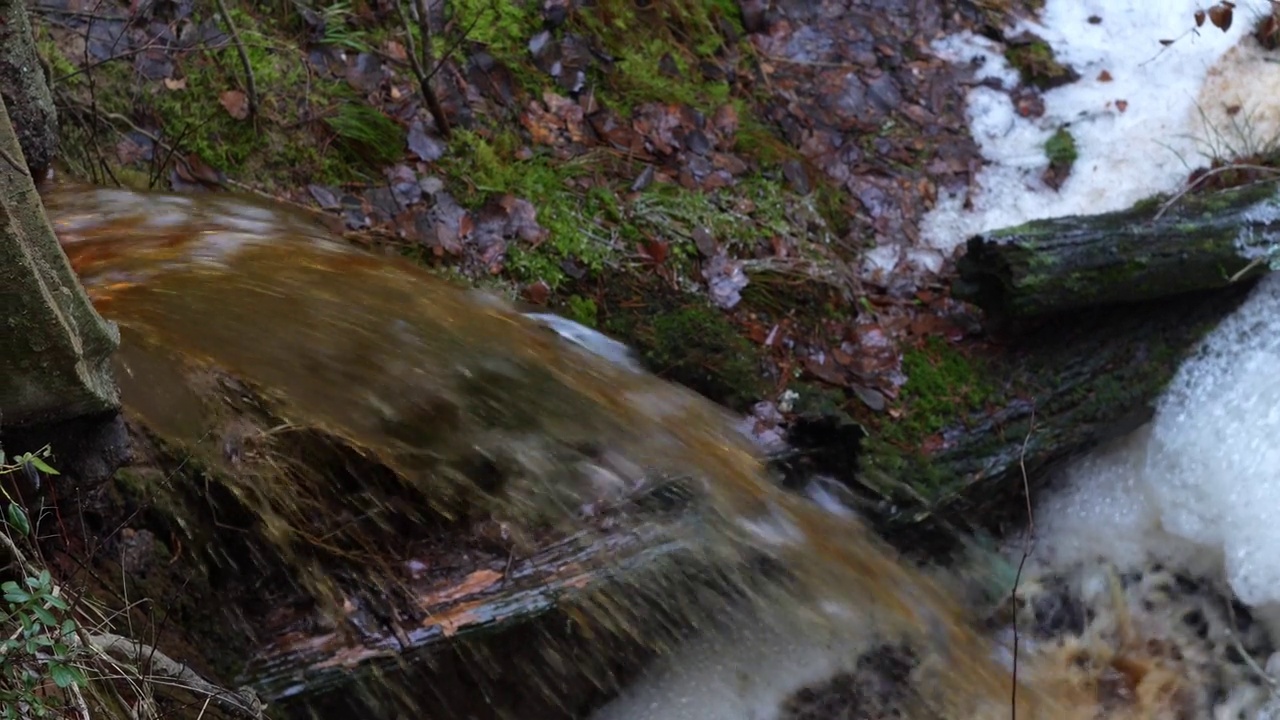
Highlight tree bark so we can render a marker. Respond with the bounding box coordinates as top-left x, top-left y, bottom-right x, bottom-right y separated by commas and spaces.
854, 284, 1253, 546
0, 91, 119, 425
952, 181, 1280, 320
0, 0, 58, 179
